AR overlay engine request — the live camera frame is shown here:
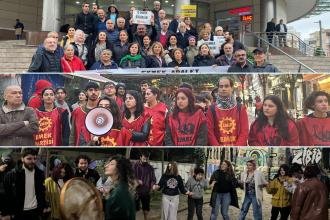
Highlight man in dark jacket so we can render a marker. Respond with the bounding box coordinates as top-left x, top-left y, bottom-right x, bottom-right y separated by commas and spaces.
28, 37, 62, 72
74, 155, 100, 186
14, 19, 24, 40
74, 3, 97, 46
276, 19, 288, 47
227, 49, 252, 72
129, 22, 158, 48
133, 152, 156, 220
252, 47, 279, 72
176, 22, 191, 49
0, 85, 39, 146
266, 18, 276, 44
0, 151, 15, 215
2, 148, 46, 220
